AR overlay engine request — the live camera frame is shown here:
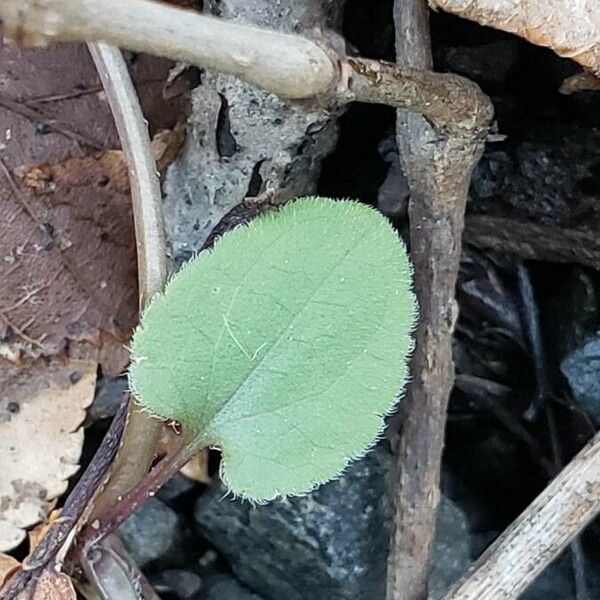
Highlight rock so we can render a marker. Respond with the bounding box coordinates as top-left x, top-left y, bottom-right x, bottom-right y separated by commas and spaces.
152, 569, 202, 599
199, 575, 264, 600
541, 267, 600, 422
377, 134, 409, 220
428, 497, 472, 599
544, 268, 599, 372
194, 445, 393, 600
86, 375, 128, 423
162, 0, 344, 266
435, 40, 520, 88
158, 472, 199, 507
561, 333, 600, 422
119, 497, 184, 567
470, 124, 600, 229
